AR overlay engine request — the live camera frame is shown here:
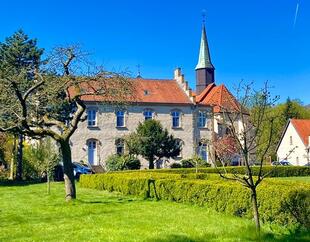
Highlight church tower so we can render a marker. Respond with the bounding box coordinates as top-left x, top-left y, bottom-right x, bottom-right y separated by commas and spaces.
195, 23, 215, 95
